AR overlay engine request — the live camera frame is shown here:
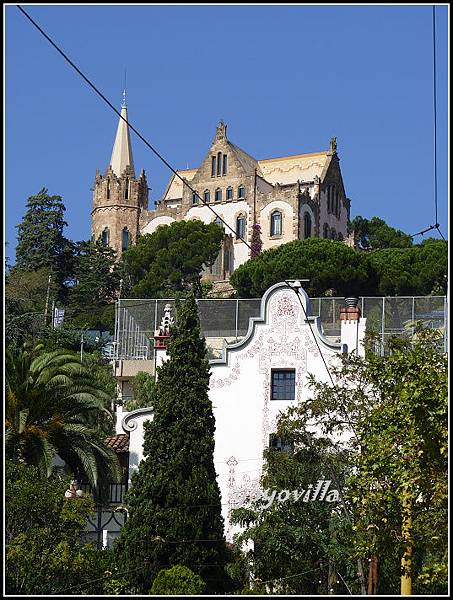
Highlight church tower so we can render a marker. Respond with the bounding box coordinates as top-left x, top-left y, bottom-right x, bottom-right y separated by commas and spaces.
91, 94, 148, 259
